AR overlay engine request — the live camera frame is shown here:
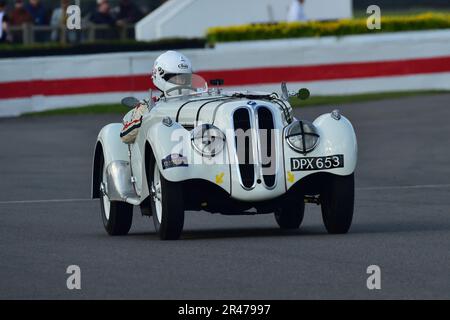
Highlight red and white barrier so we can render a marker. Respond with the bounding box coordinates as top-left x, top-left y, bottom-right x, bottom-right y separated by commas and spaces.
1, 30, 450, 117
